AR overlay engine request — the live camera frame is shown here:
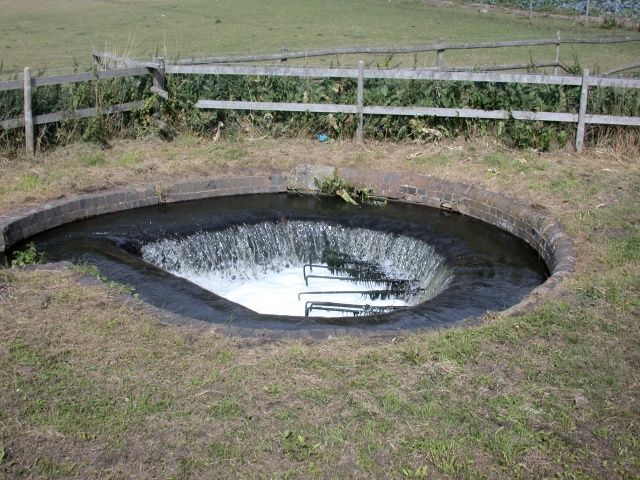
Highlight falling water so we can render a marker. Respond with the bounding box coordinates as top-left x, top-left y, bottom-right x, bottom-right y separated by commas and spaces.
141, 220, 452, 317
